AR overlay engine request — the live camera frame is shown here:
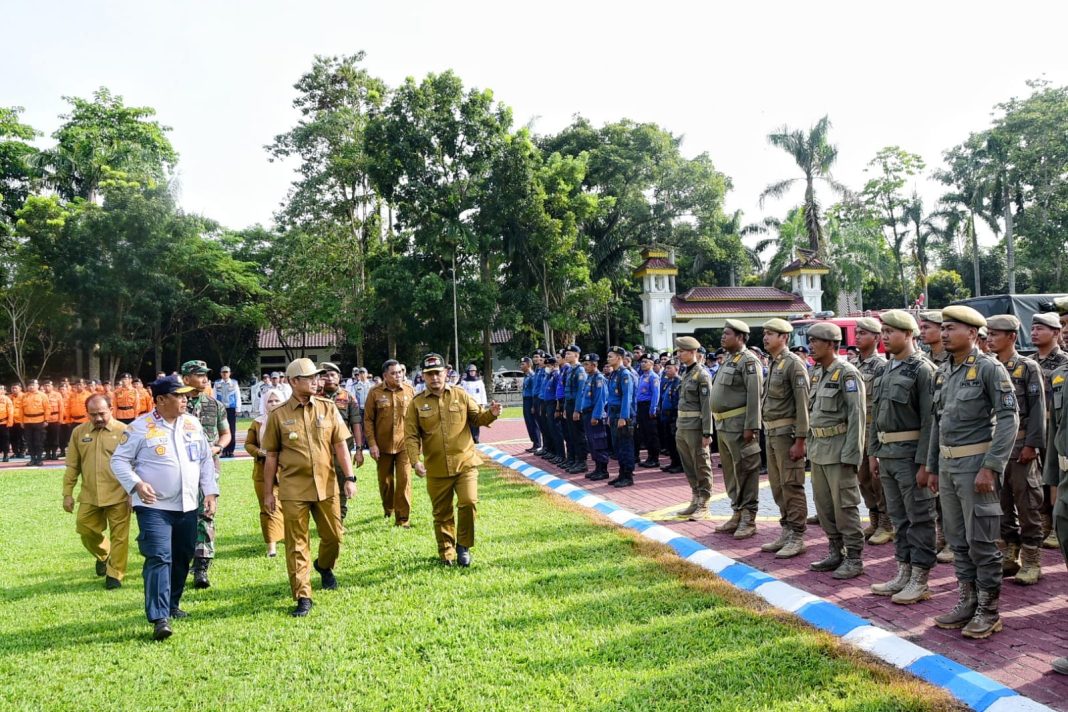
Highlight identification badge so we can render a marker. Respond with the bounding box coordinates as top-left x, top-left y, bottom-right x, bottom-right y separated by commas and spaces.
81, 436, 93, 443
155, 445, 167, 456
288, 432, 299, 441
966, 367, 977, 380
